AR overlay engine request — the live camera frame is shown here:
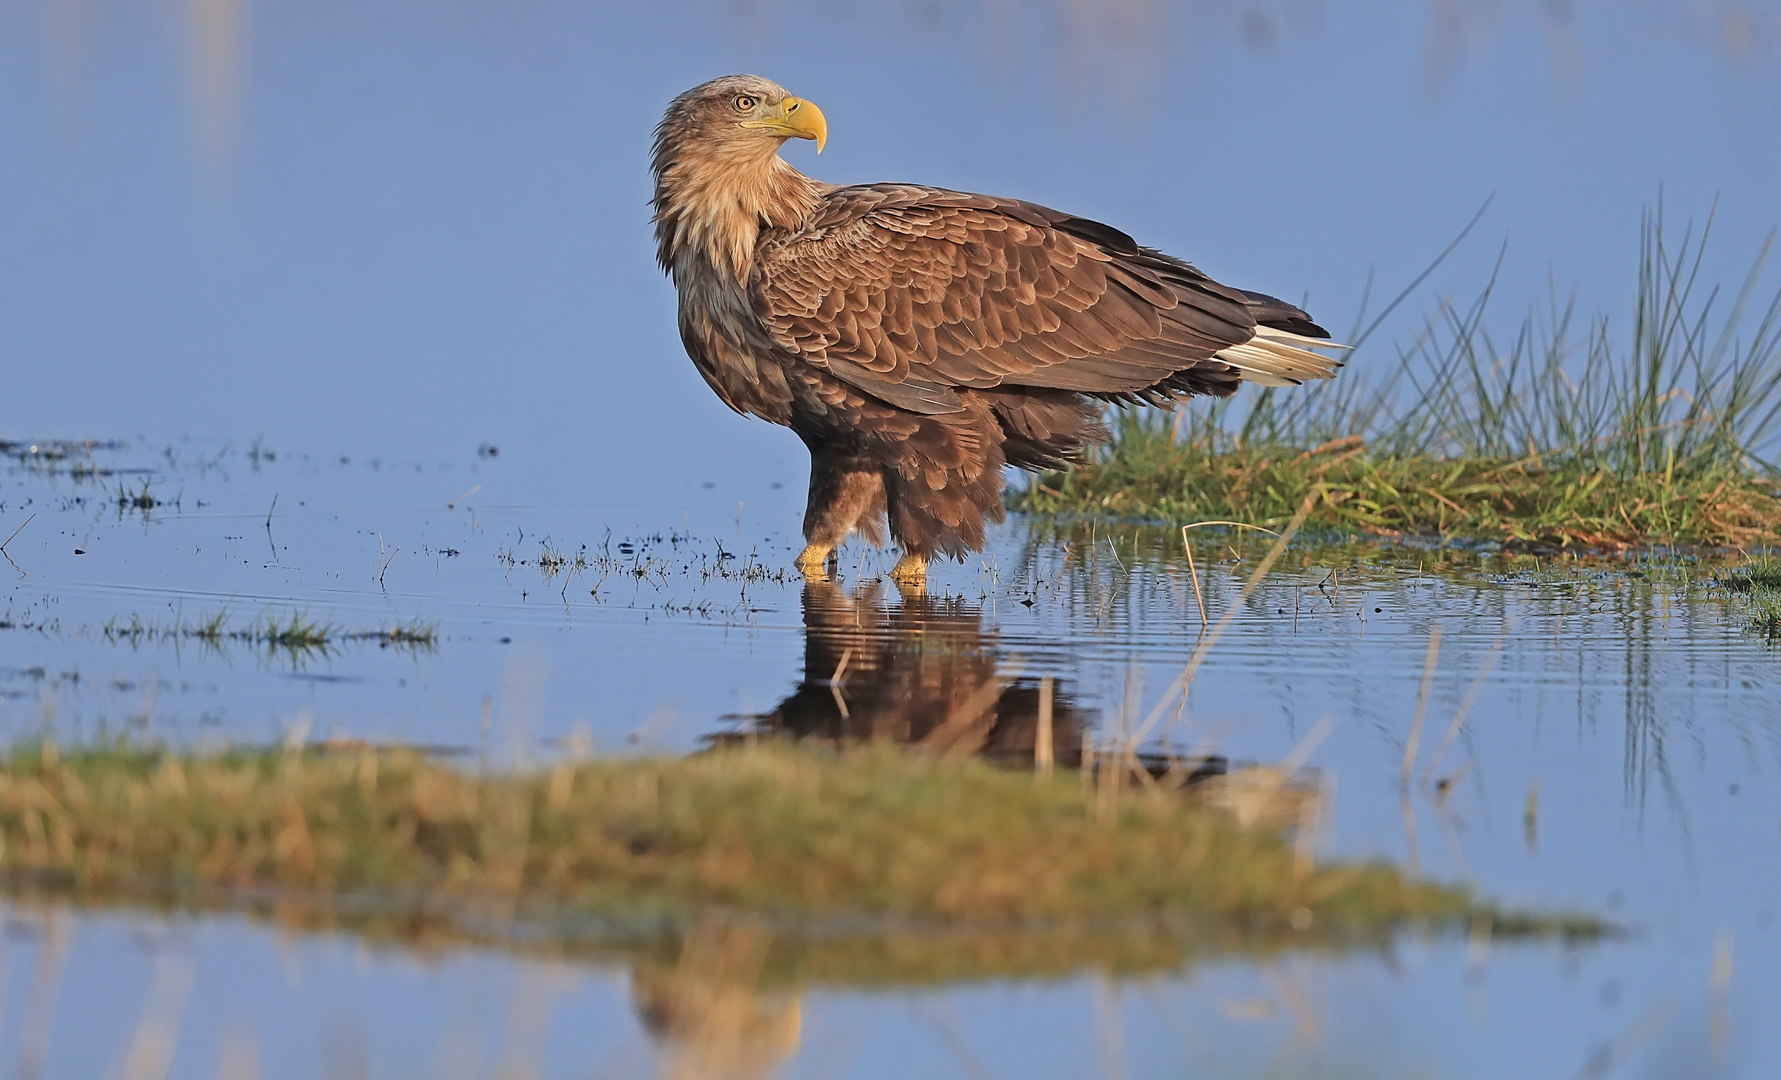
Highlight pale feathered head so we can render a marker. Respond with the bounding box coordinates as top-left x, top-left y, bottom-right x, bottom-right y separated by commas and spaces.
651, 75, 829, 277
652, 75, 826, 181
